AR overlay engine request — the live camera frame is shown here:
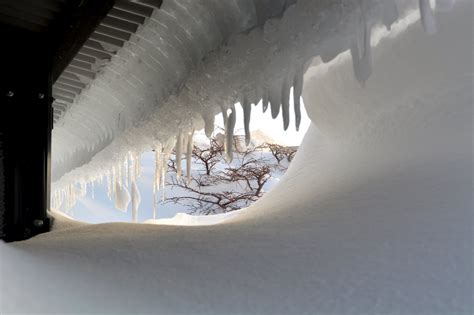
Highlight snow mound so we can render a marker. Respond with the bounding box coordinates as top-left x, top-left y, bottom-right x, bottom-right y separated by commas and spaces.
145, 209, 247, 226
